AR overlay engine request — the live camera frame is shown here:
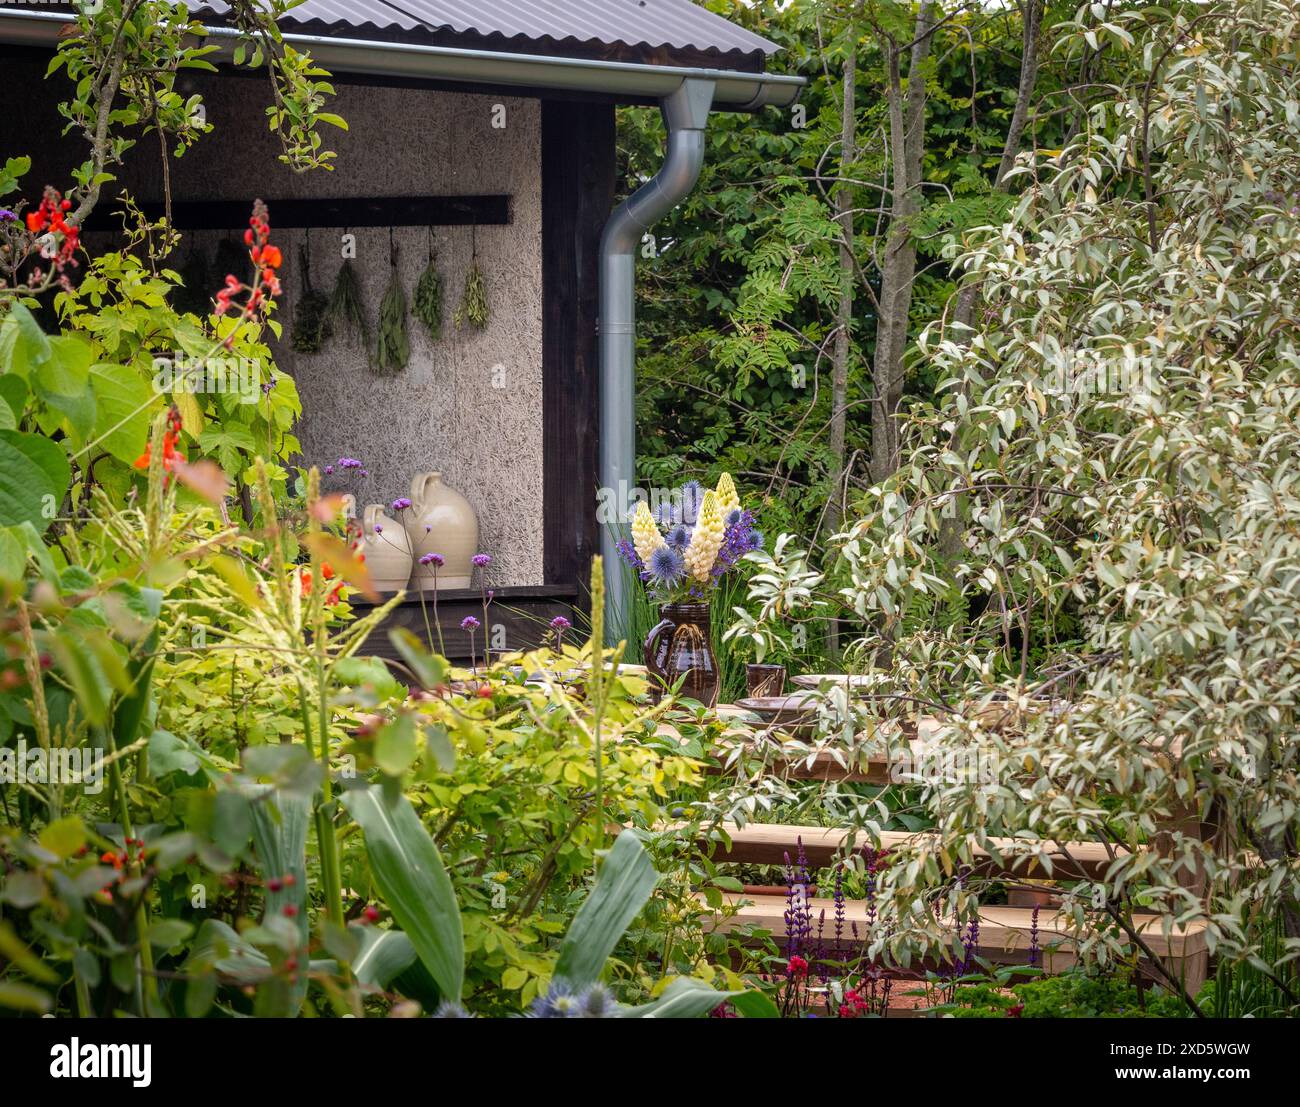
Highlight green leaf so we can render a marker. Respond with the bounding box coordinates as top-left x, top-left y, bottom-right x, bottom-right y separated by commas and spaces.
212, 790, 252, 857
0, 526, 26, 585
148, 729, 201, 777
0, 155, 31, 197
351, 926, 417, 988
553, 830, 657, 989
38, 334, 92, 397
87, 363, 157, 465
38, 816, 86, 860
333, 655, 401, 701
0, 430, 69, 533
388, 627, 449, 689
0, 303, 51, 378
0, 920, 58, 984
619, 977, 737, 1018
0, 374, 27, 427
374, 713, 419, 776
727, 988, 781, 1018
0, 981, 52, 1014
249, 789, 309, 1011
0, 371, 24, 423
341, 784, 463, 1001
